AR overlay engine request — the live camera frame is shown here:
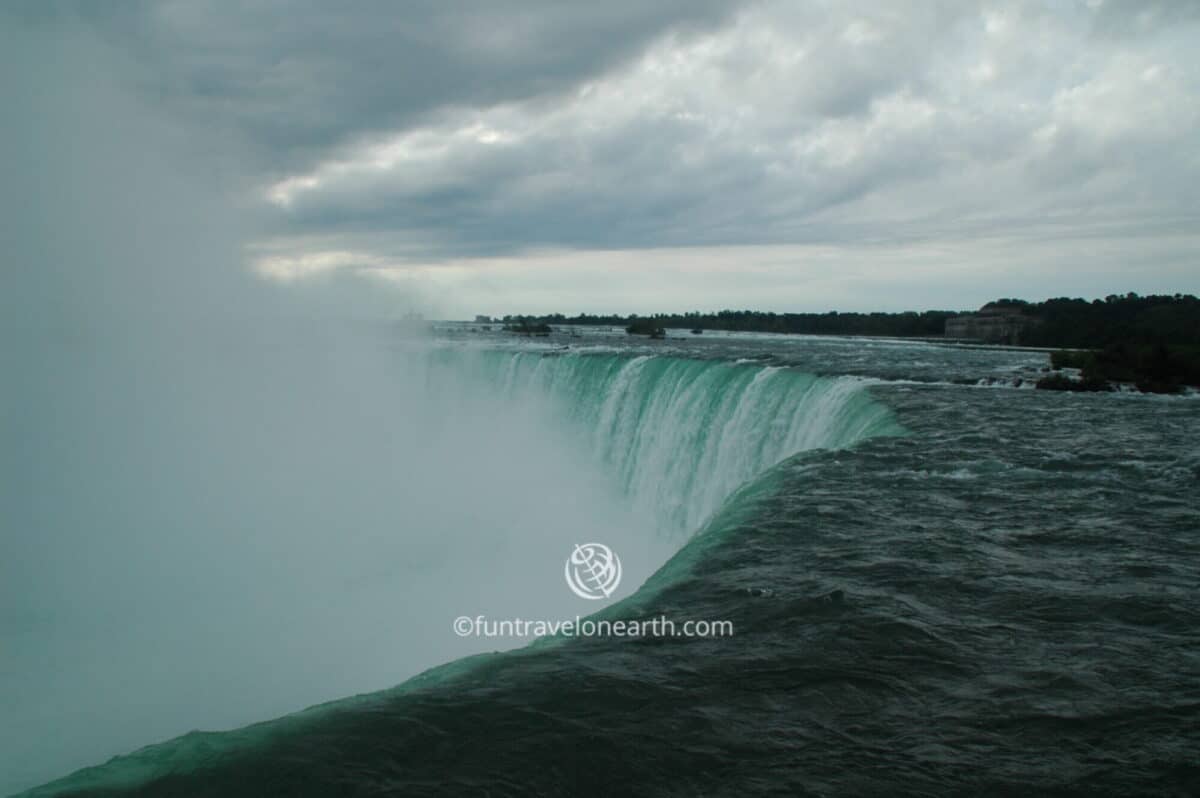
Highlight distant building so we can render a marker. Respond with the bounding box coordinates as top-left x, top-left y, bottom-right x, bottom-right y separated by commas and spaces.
475, 315, 493, 323
944, 303, 1038, 345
